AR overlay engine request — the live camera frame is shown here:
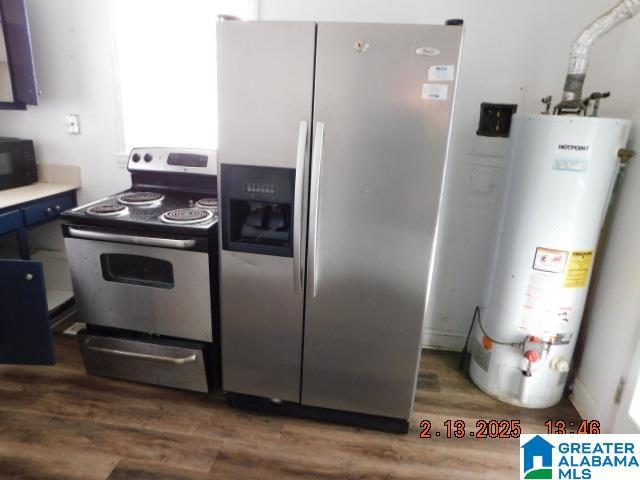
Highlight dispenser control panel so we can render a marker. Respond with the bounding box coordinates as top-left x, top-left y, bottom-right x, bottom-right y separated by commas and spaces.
243, 183, 277, 195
